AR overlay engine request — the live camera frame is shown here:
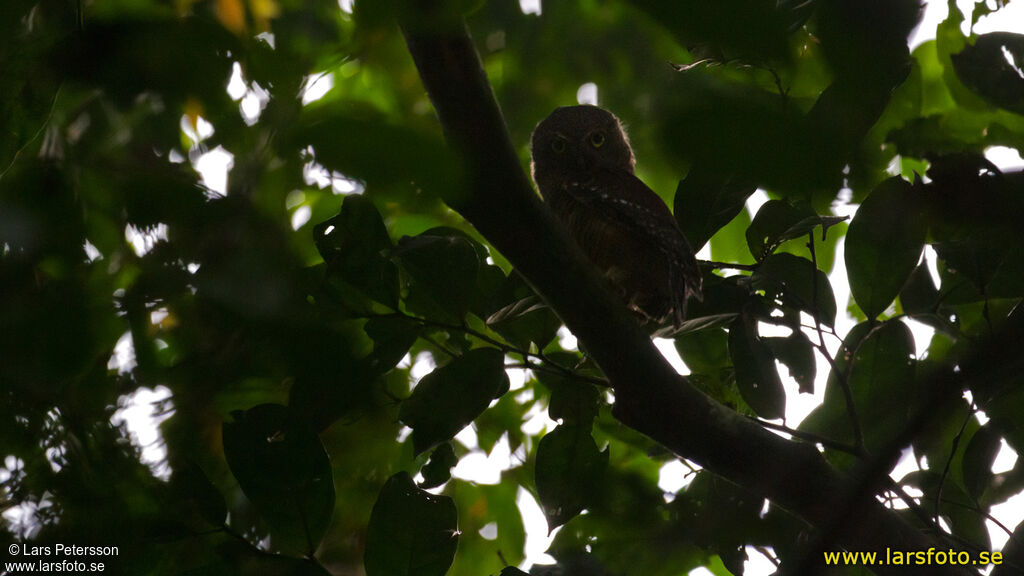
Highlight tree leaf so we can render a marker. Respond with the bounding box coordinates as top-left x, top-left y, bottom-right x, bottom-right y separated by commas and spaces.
364, 472, 459, 576
419, 442, 458, 489
535, 424, 609, 530
845, 177, 927, 319
951, 32, 1024, 115
167, 461, 228, 529
675, 327, 730, 376
295, 107, 466, 206
364, 315, 420, 374
802, 321, 916, 454
546, 377, 601, 427
746, 200, 846, 261
222, 404, 334, 555
313, 195, 399, 310
393, 229, 482, 323
728, 313, 785, 420
753, 252, 837, 328
673, 167, 755, 251
899, 262, 939, 314
765, 333, 816, 394
962, 425, 1001, 500
399, 348, 510, 455
656, 312, 738, 338
486, 287, 561, 351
